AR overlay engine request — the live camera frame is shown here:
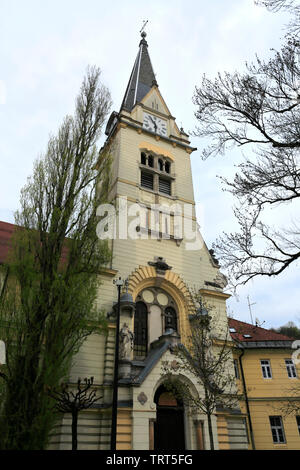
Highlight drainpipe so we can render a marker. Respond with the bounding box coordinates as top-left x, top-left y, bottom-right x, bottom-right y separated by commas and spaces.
238, 348, 256, 450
